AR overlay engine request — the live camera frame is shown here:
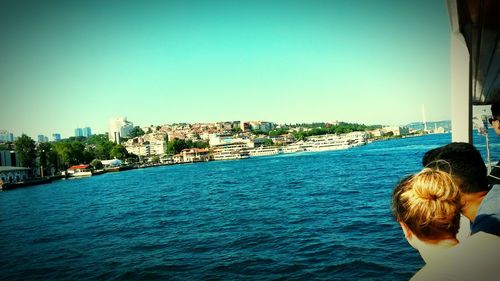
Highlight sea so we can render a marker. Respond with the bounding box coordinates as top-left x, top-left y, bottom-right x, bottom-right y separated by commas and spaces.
1, 131, 499, 281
